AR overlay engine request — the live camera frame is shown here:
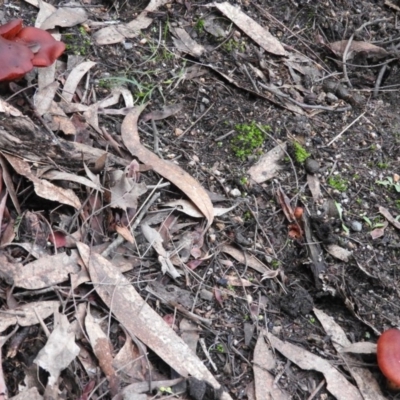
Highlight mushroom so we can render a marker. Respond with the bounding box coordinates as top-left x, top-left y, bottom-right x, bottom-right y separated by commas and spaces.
0, 36, 34, 81
0, 19, 65, 81
0, 19, 23, 40
377, 328, 400, 390
15, 27, 66, 67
